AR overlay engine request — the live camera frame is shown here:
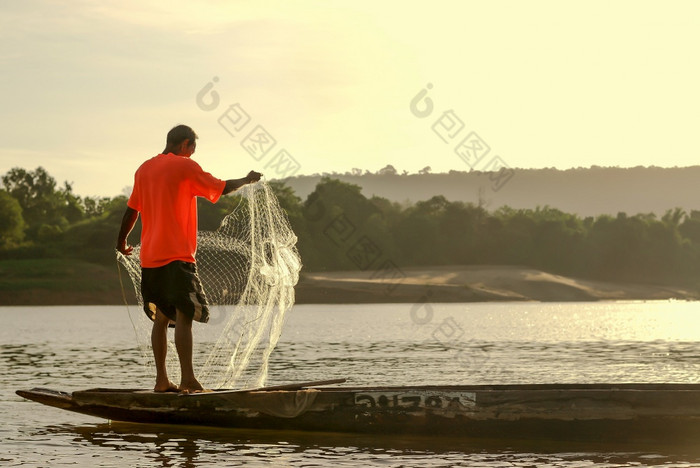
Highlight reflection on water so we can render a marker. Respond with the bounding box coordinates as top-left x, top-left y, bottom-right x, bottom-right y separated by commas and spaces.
4, 302, 700, 467
18, 421, 700, 468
